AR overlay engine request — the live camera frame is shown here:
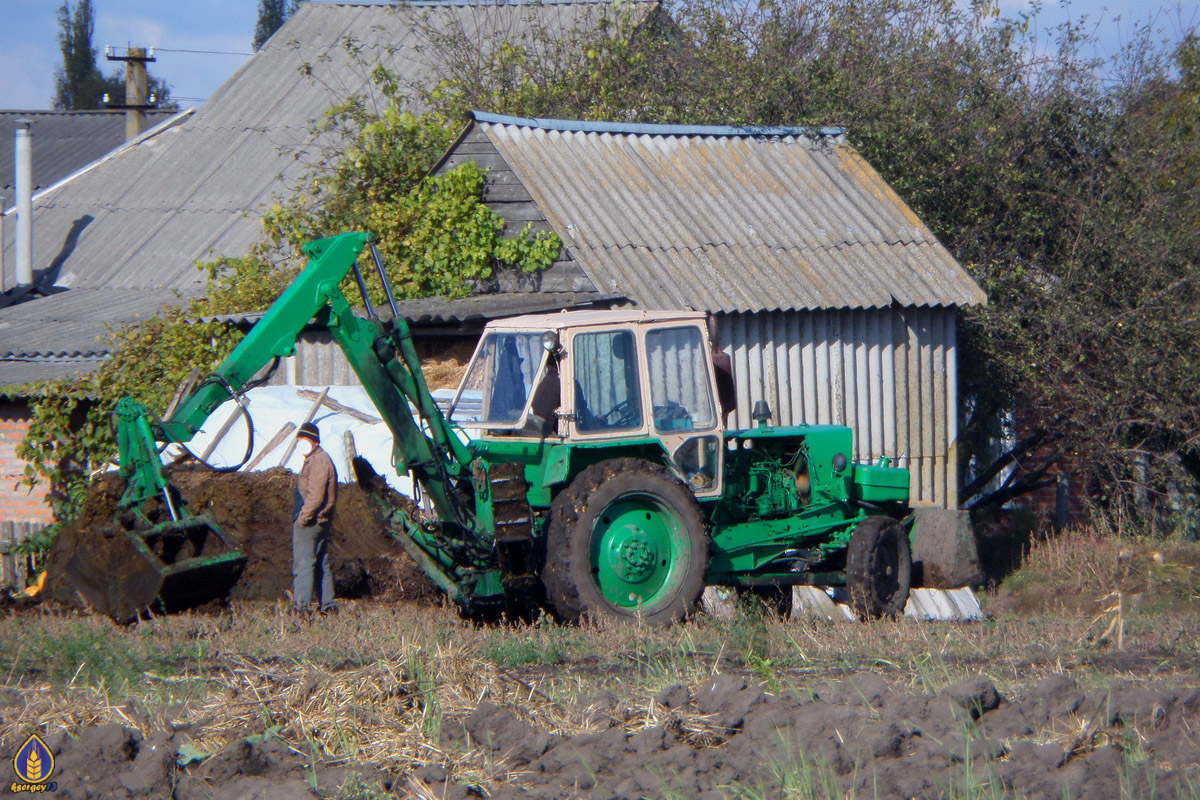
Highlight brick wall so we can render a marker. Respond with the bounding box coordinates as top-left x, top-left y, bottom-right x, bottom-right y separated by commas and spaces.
0, 401, 54, 525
